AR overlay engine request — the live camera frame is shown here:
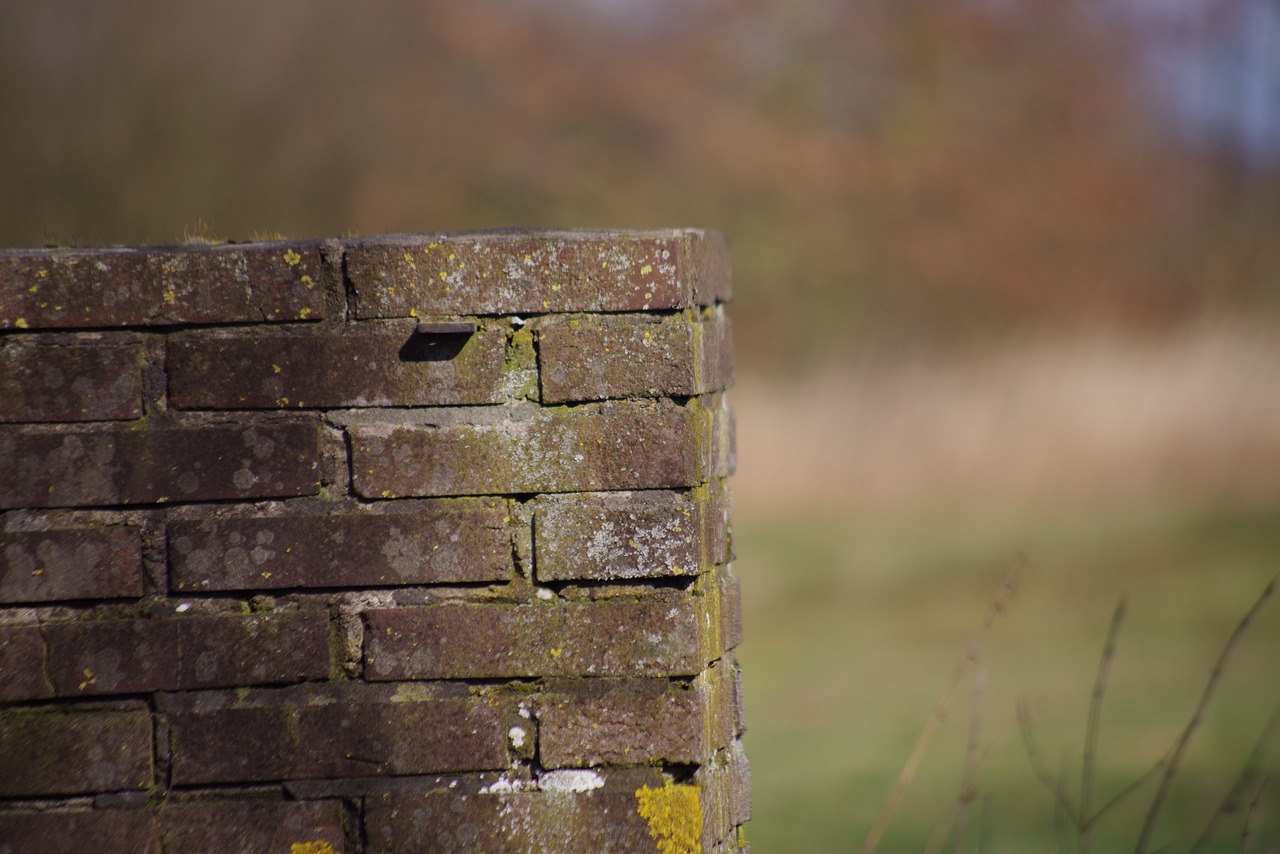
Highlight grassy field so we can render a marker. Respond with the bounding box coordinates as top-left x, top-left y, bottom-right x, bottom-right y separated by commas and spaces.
728, 327, 1280, 851
734, 501, 1280, 852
